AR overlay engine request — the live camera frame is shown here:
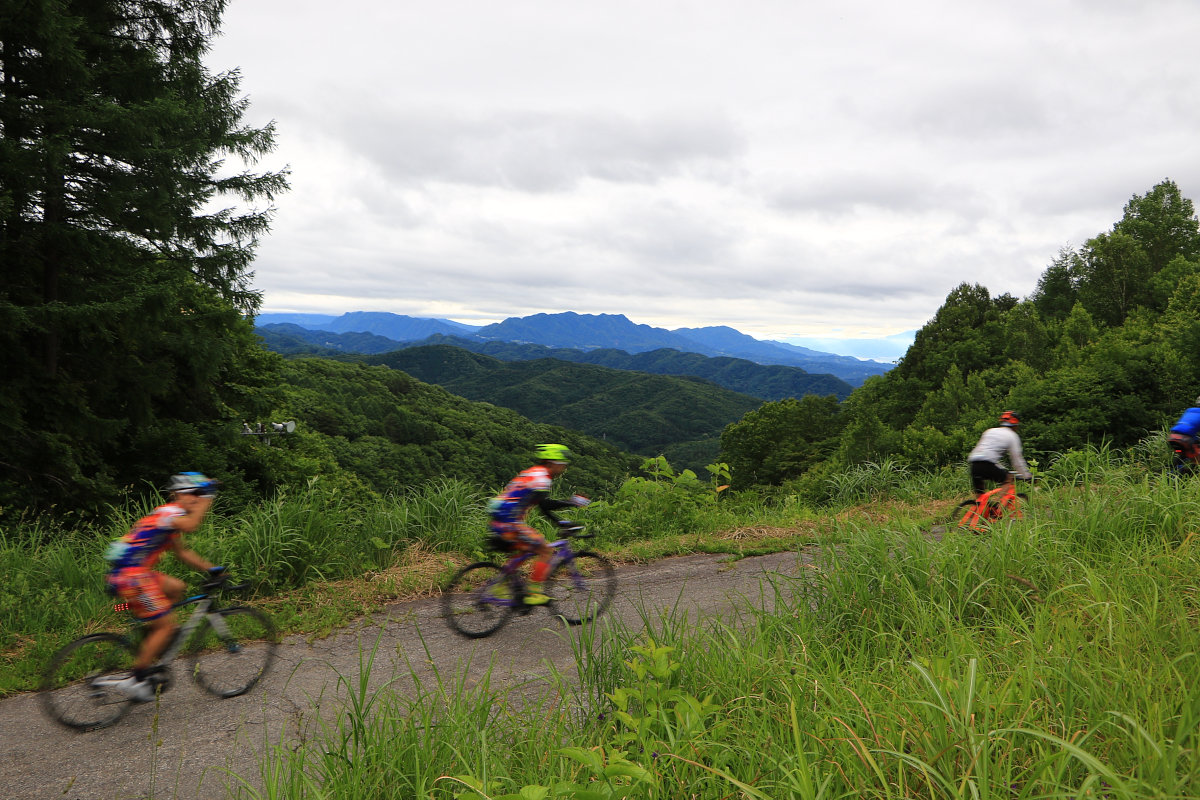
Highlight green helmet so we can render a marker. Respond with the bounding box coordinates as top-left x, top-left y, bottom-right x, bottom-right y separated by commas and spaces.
534, 443, 572, 463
